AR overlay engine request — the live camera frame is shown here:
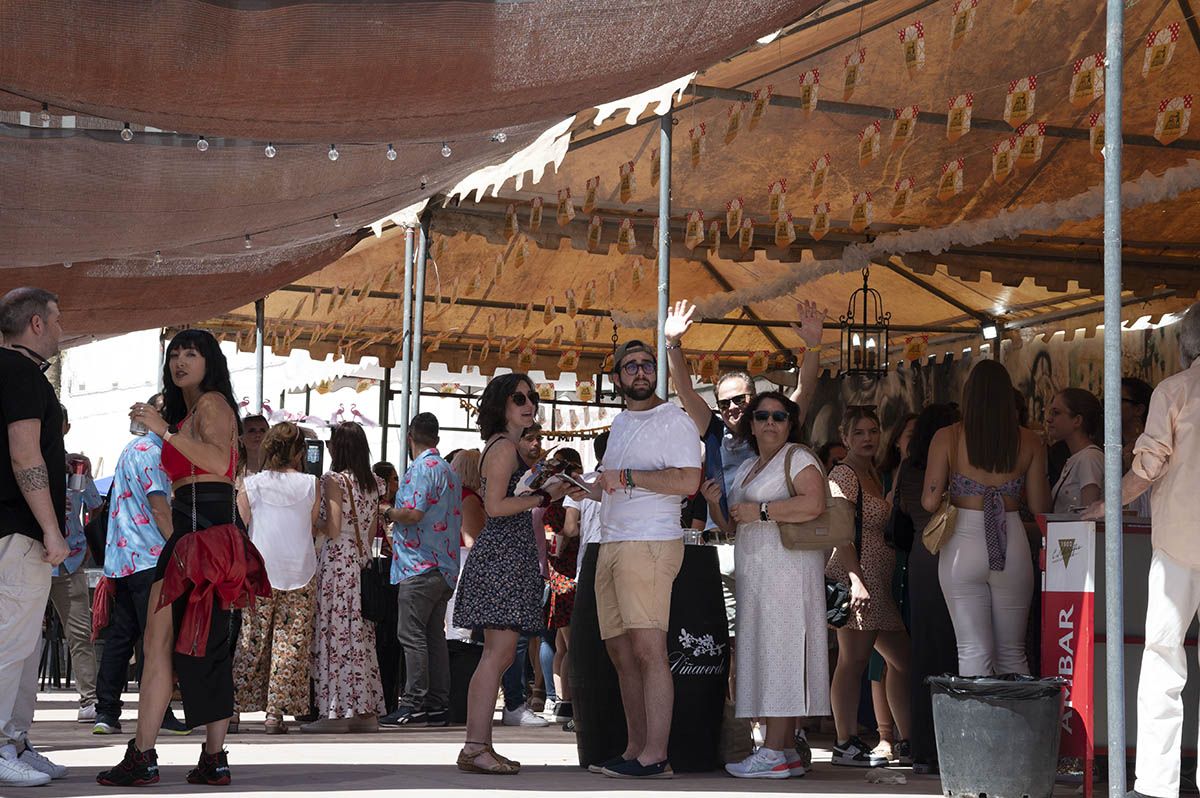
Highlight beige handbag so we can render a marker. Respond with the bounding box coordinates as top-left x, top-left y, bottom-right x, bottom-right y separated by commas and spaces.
922, 428, 959, 555
778, 445, 856, 551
